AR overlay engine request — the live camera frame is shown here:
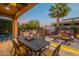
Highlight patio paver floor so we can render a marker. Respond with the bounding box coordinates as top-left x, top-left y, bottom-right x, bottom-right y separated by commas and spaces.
0, 39, 79, 56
